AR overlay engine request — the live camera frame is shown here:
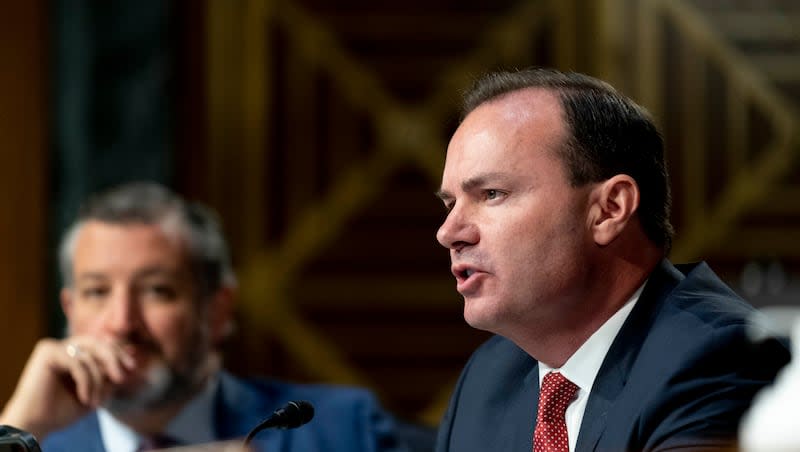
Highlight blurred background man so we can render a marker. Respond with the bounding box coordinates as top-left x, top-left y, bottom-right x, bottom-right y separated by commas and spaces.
0, 182, 405, 451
